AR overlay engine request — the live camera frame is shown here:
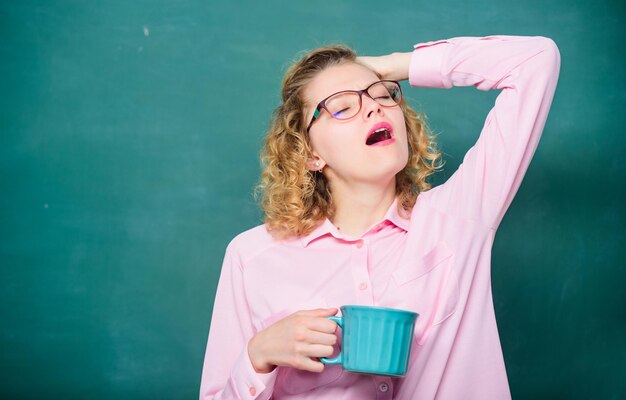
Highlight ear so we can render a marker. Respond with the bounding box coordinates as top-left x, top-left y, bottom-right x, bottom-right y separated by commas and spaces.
306, 156, 326, 172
